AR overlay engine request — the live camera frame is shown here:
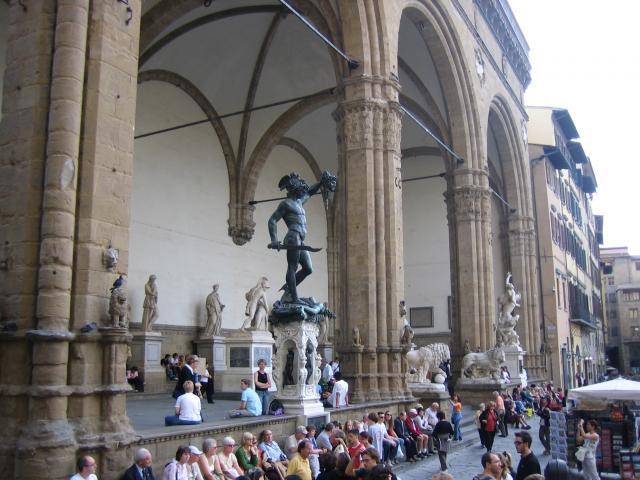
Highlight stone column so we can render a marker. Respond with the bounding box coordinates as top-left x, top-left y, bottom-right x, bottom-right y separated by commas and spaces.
452, 170, 495, 352
333, 77, 409, 402
0, 2, 57, 475
70, 0, 141, 475
16, 1, 91, 478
